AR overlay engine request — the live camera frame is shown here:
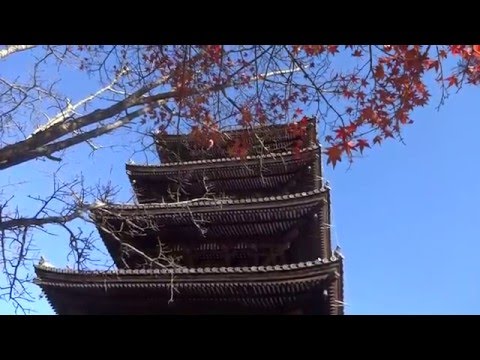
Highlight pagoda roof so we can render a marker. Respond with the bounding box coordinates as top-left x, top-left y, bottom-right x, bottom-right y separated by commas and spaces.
127, 146, 320, 203
92, 189, 328, 268
34, 256, 344, 315
155, 119, 317, 163
127, 145, 319, 173
93, 188, 327, 217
